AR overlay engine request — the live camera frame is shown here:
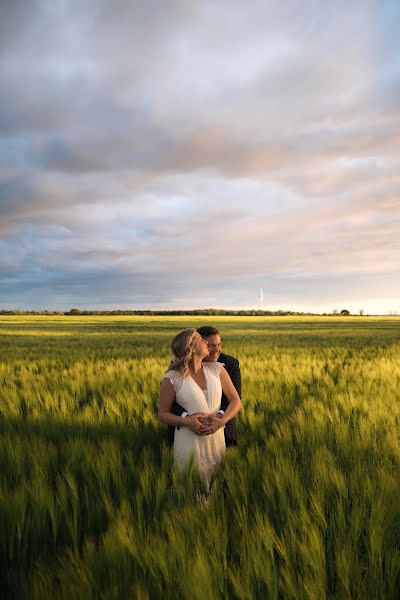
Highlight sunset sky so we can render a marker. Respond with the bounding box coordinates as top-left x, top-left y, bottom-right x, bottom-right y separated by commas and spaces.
1, 0, 399, 314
